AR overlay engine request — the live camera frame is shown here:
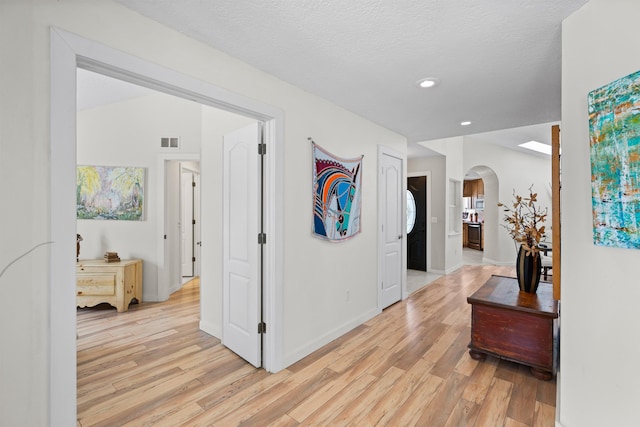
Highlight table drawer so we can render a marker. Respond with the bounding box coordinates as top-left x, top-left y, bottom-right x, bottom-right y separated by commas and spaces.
77, 273, 116, 296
